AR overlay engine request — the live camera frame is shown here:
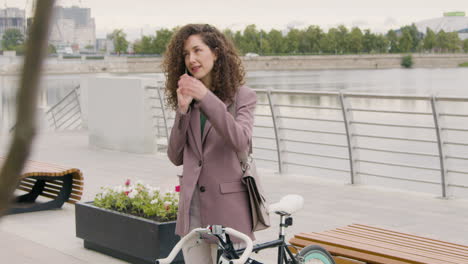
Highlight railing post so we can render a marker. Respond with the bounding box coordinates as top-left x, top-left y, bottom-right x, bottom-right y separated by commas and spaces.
430, 95, 448, 198
339, 92, 358, 184
266, 89, 283, 173
51, 111, 58, 129
74, 86, 82, 129
155, 85, 170, 143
